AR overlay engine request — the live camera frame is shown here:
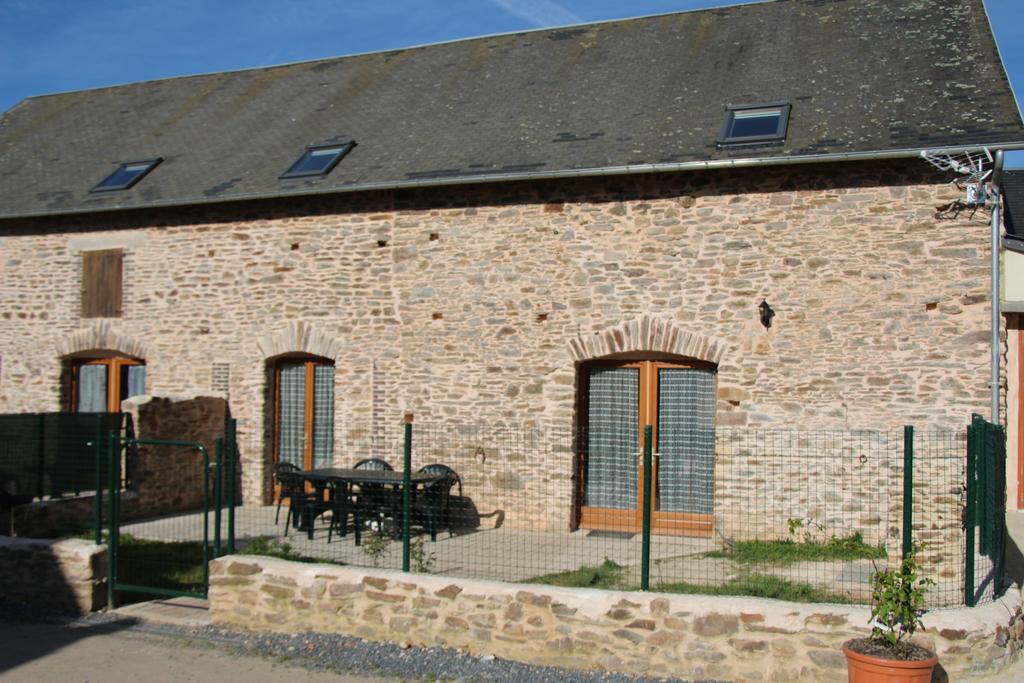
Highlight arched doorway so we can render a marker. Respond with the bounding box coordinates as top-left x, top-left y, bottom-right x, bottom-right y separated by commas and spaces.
577, 357, 715, 537
270, 354, 335, 471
